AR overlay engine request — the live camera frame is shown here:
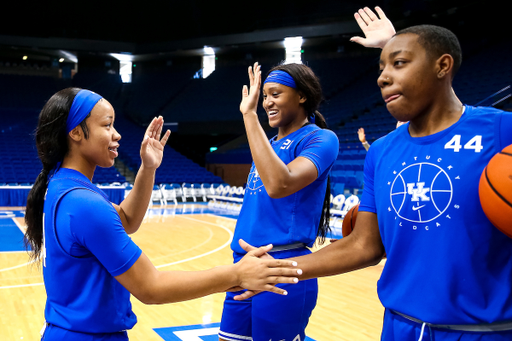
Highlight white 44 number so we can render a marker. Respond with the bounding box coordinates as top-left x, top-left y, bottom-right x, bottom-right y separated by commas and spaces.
444, 135, 483, 153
